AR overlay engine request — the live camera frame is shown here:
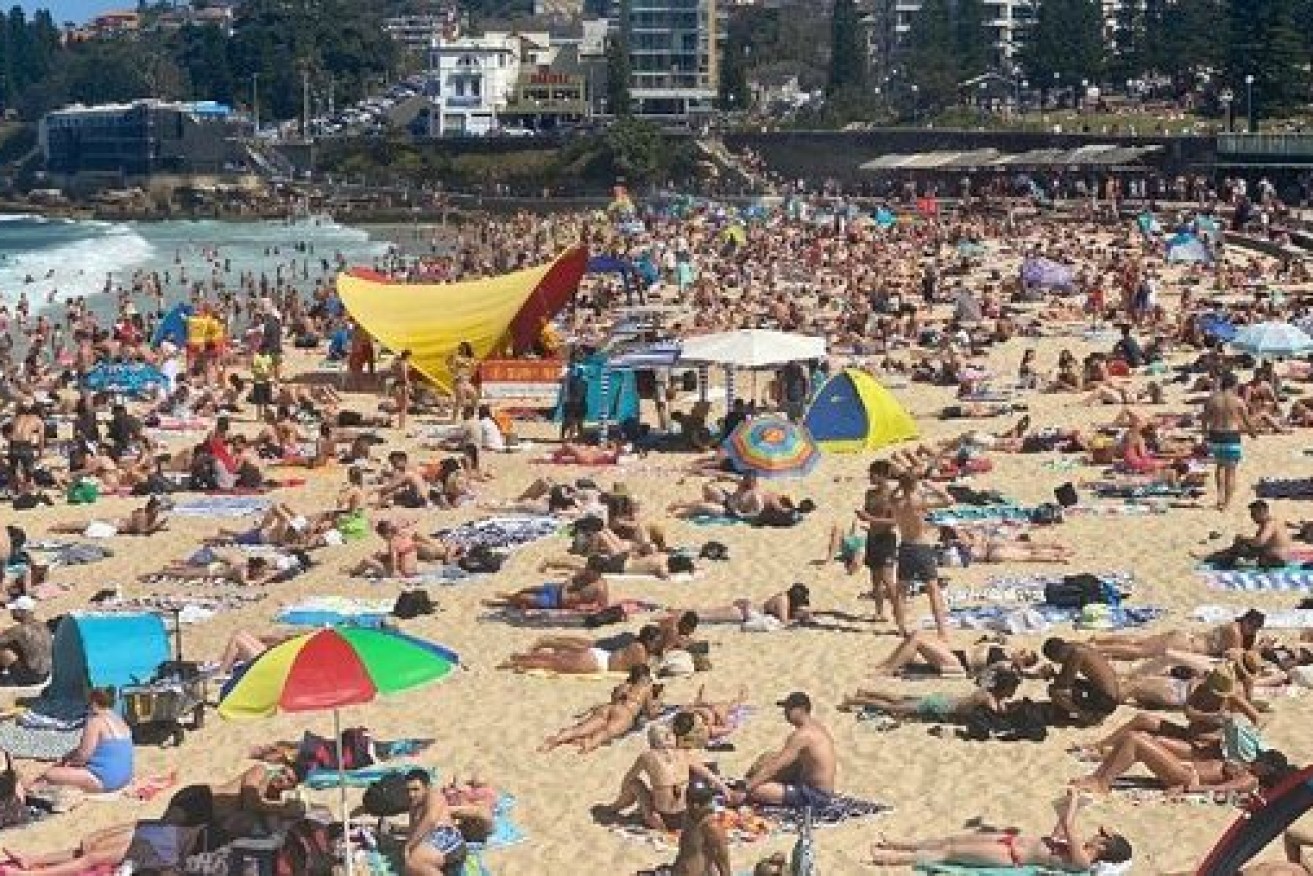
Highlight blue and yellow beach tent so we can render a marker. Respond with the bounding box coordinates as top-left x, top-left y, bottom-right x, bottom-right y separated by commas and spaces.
804, 369, 917, 452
